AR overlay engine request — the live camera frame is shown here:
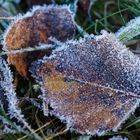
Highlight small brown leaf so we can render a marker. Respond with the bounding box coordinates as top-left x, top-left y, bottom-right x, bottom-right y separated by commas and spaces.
30, 32, 140, 135
4, 5, 76, 78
